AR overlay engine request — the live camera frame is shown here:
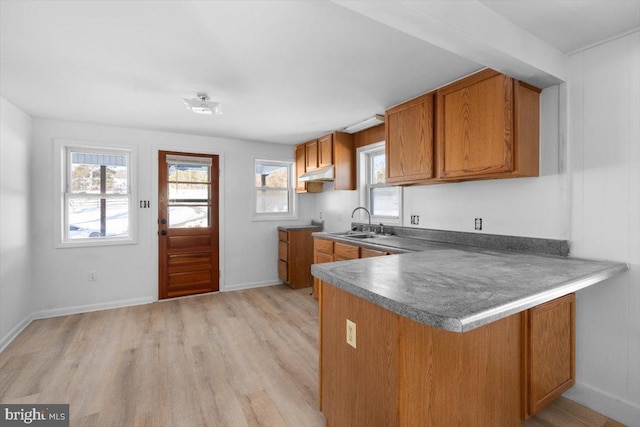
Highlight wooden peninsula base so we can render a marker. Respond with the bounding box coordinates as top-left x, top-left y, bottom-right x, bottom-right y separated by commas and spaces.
319, 283, 575, 426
